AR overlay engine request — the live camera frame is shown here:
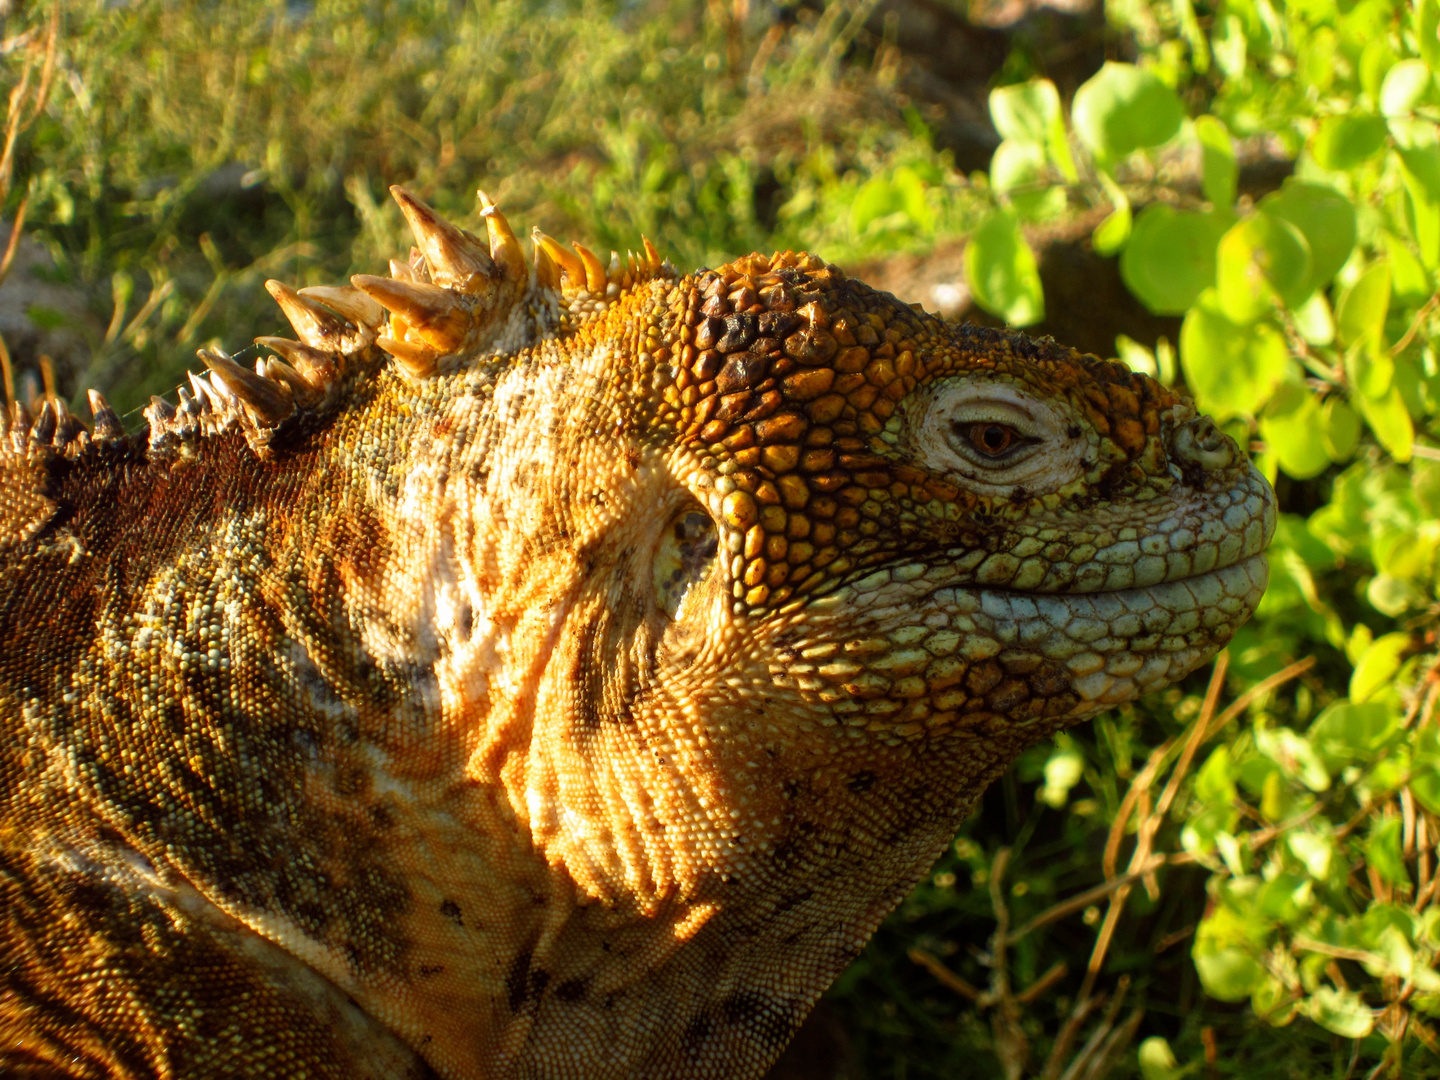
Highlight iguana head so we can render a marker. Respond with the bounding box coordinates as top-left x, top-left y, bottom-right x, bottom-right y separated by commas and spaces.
5, 187, 1273, 1079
